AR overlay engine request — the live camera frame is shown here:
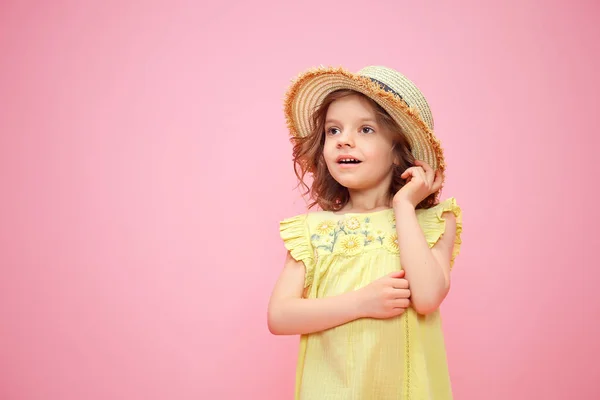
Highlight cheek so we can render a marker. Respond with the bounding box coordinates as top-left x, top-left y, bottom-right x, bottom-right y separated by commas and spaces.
365, 144, 394, 164
323, 140, 336, 158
